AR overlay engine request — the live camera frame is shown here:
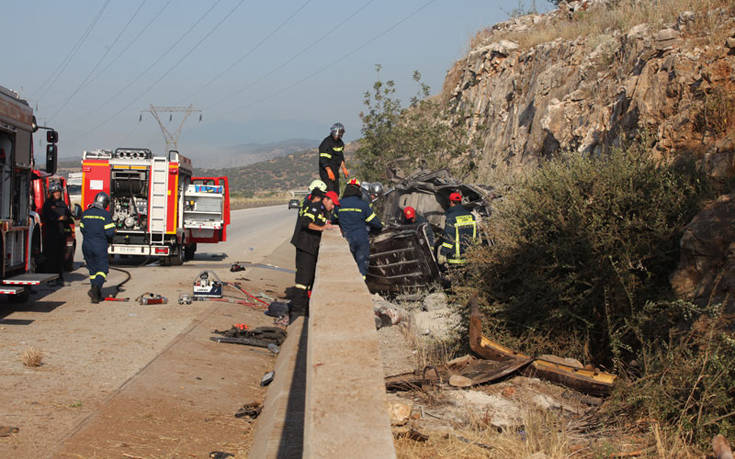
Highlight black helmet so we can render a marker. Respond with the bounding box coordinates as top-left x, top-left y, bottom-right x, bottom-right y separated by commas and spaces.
330, 122, 345, 137
93, 192, 110, 210
48, 181, 62, 193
